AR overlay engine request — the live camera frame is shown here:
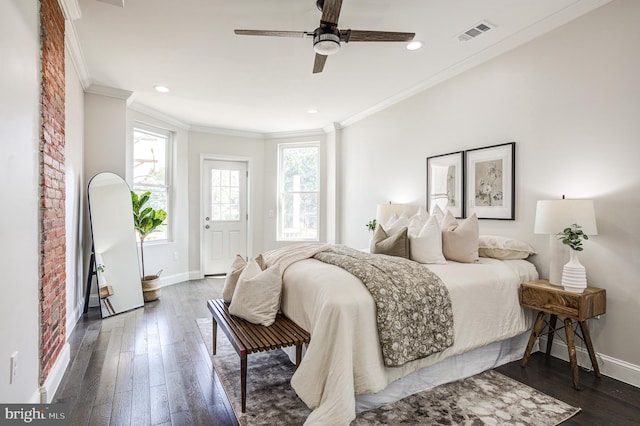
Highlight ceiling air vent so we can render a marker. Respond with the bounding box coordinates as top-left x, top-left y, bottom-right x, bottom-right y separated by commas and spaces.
457, 21, 494, 42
